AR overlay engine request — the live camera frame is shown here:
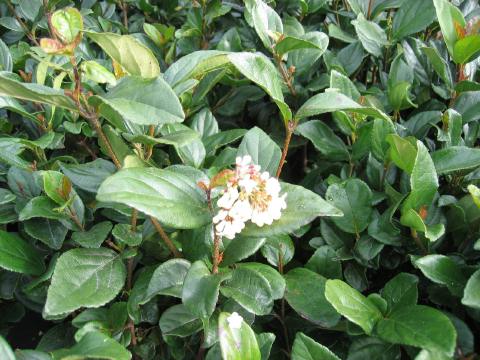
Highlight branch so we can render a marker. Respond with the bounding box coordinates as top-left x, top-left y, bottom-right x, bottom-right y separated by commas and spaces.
150, 217, 182, 258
